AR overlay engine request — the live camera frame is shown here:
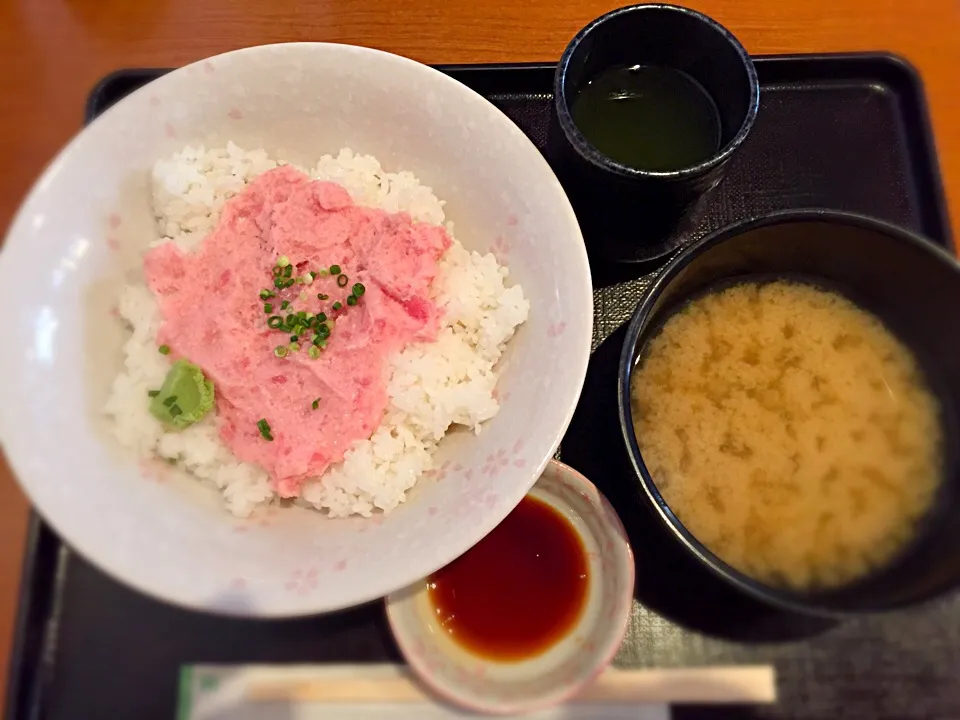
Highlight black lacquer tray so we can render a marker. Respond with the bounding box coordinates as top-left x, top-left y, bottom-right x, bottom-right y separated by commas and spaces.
6, 54, 957, 720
